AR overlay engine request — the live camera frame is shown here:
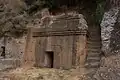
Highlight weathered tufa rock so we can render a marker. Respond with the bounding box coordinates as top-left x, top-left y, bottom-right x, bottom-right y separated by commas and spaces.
94, 5, 120, 80
33, 8, 88, 30
94, 54, 120, 80
100, 7, 119, 55
0, 36, 26, 70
